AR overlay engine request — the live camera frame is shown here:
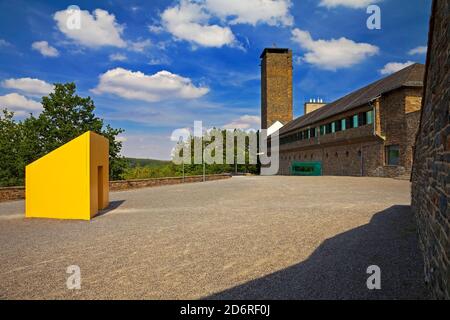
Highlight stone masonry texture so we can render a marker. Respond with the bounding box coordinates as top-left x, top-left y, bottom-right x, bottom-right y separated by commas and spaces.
0, 174, 231, 203
261, 49, 293, 129
411, 0, 450, 300
278, 86, 422, 178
